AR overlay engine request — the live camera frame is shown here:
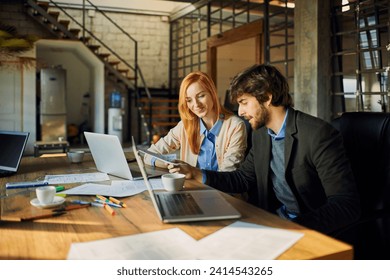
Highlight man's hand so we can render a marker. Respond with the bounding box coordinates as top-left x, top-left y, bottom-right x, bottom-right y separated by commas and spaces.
167, 160, 203, 182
